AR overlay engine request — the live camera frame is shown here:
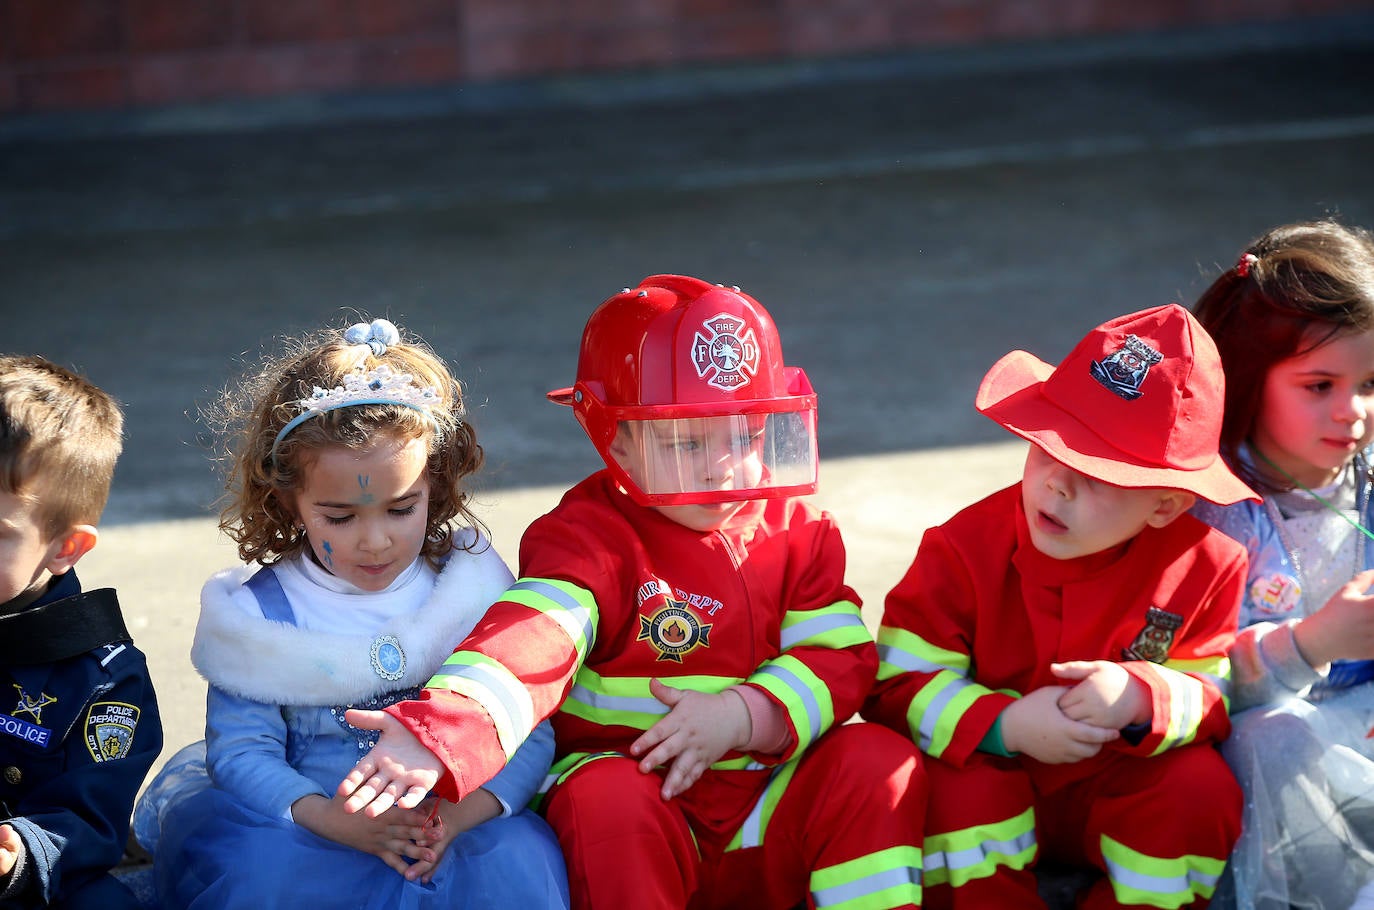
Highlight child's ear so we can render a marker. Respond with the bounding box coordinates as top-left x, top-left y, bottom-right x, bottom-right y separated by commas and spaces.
1144, 491, 1196, 529
47, 524, 99, 575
